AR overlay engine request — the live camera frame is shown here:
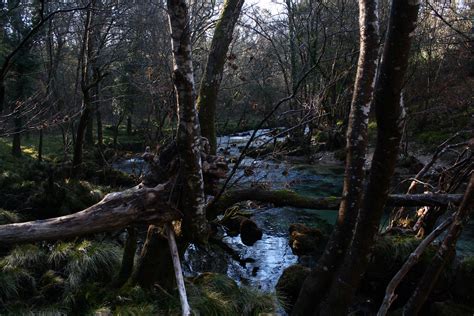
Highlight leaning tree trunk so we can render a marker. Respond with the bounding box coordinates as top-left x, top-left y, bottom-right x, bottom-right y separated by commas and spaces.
197, 0, 244, 154
319, 1, 420, 314
292, 1, 379, 315
403, 173, 474, 315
